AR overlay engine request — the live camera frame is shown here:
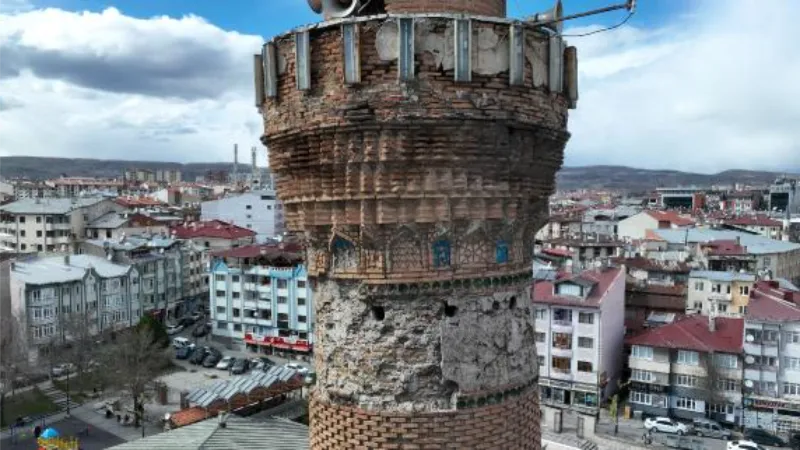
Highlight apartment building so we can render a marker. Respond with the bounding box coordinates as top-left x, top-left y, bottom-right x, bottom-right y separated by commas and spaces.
0, 197, 125, 254
51, 177, 123, 198
616, 210, 696, 240
201, 189, 284, 239
539, 236, 624, 272
9, 254, 140, 363
13, 181, 56, 199
532, 265, 625, 413
85, 211, 168, 240
209, 243, 312, 357
687, 270, 756, 317
79, 235, 188, 321
170, 220, 256, 253
724, 216, 785, 241
627, 315, 744, 425
742, 280, 800, 432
